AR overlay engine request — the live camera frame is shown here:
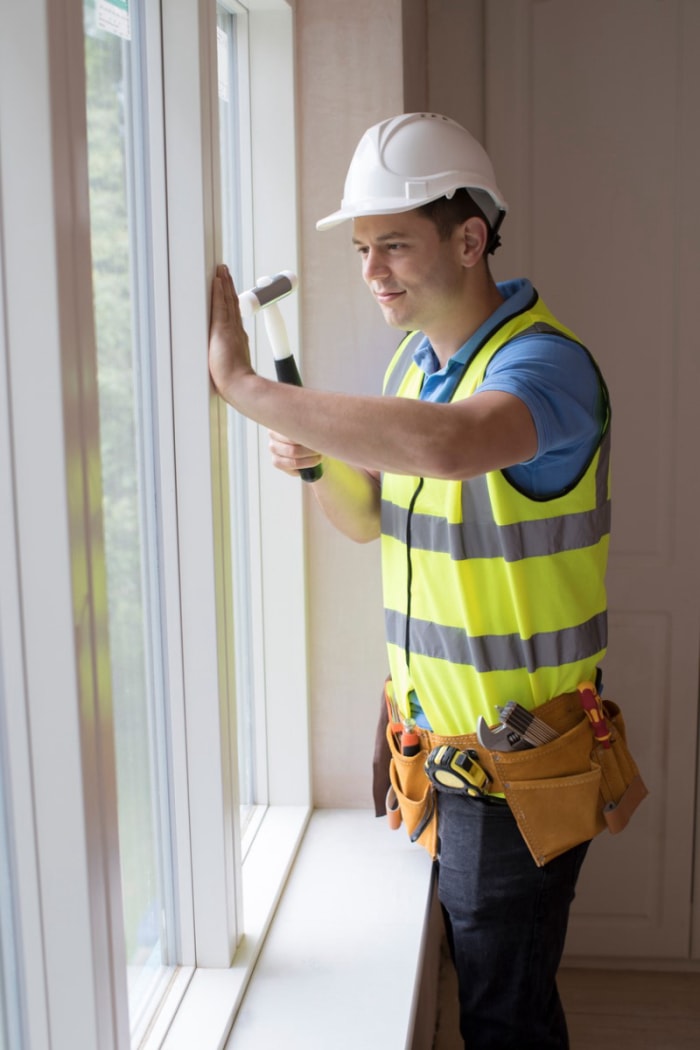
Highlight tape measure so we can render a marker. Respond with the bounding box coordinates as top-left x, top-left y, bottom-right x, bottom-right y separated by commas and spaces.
425, 745, 491, 797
